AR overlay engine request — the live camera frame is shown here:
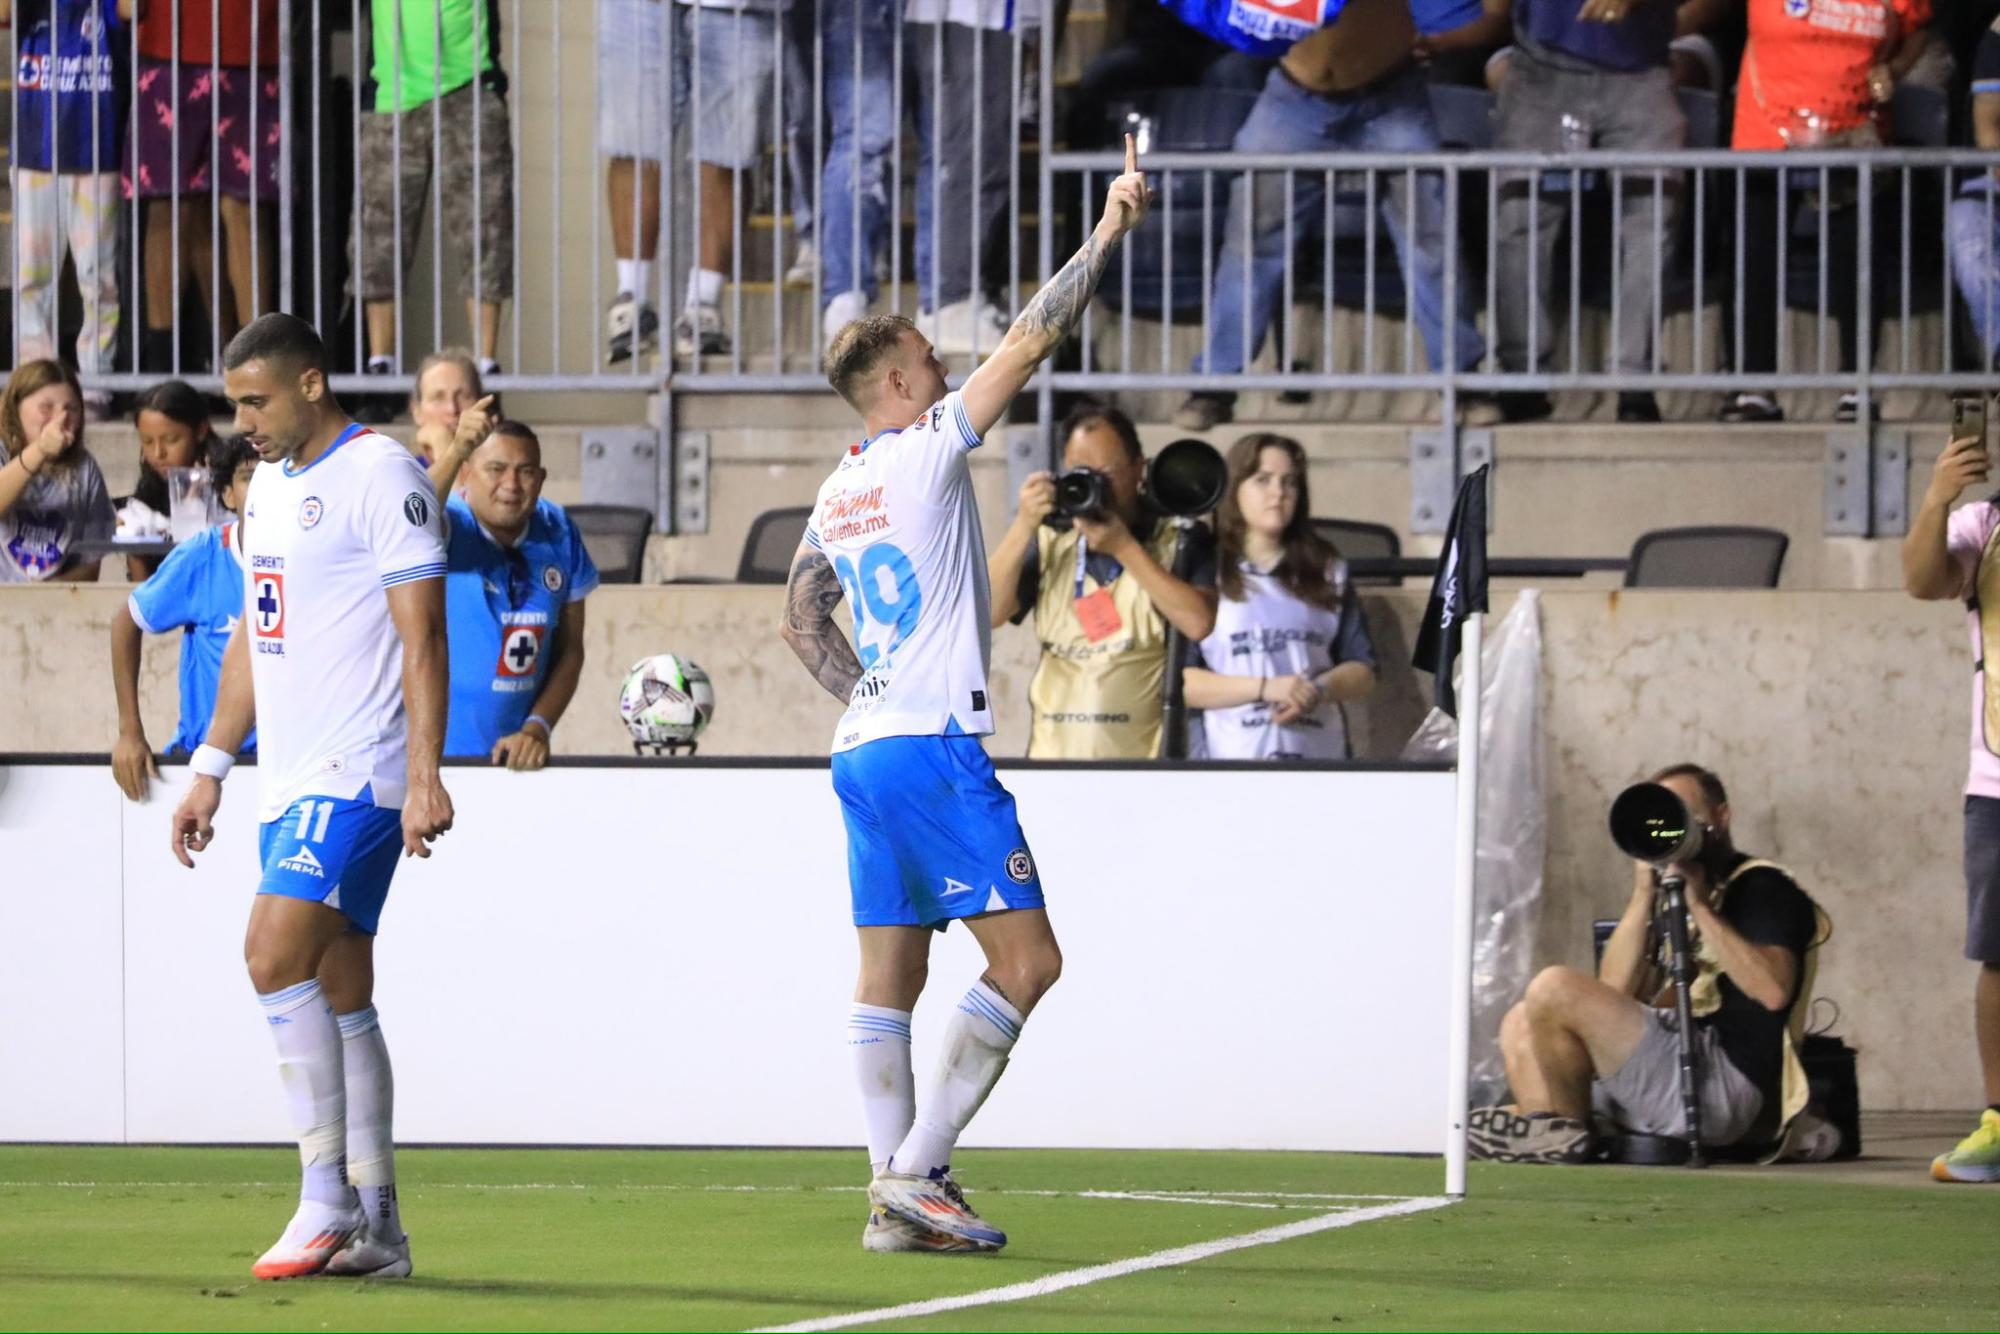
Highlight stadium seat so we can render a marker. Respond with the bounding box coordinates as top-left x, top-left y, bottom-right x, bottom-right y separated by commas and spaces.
737, 506, 815, 584
1622, 525, 1788, 589
566, 504, 653, 585
1311, 516, 1402, 587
